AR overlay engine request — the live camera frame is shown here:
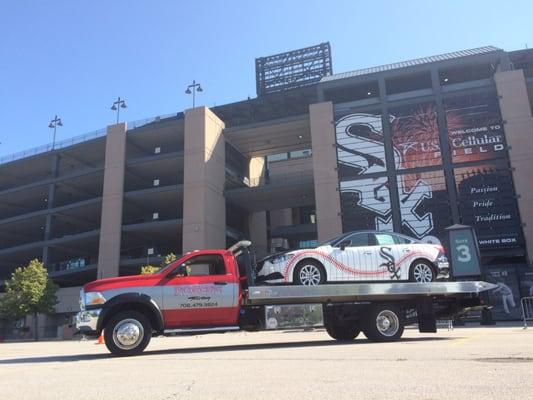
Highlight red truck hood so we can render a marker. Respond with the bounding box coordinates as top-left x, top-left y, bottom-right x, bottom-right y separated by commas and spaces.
84, 274, 163, 292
